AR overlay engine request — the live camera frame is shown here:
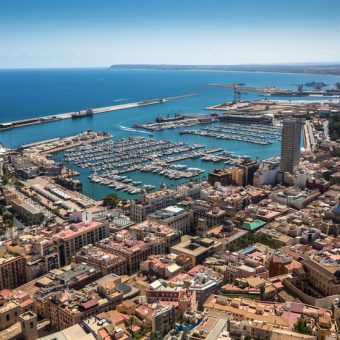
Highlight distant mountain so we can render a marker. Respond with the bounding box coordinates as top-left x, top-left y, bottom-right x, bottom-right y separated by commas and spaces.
109, 64, 340, 76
